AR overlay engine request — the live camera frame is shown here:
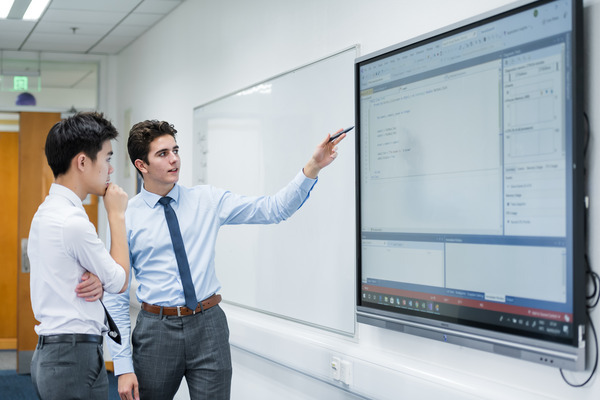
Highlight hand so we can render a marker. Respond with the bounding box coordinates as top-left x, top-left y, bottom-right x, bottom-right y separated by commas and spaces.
303, 129, 347, 179
76, 271, 103, 302
118, 373, 140, 400
104, 183, 128, 217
